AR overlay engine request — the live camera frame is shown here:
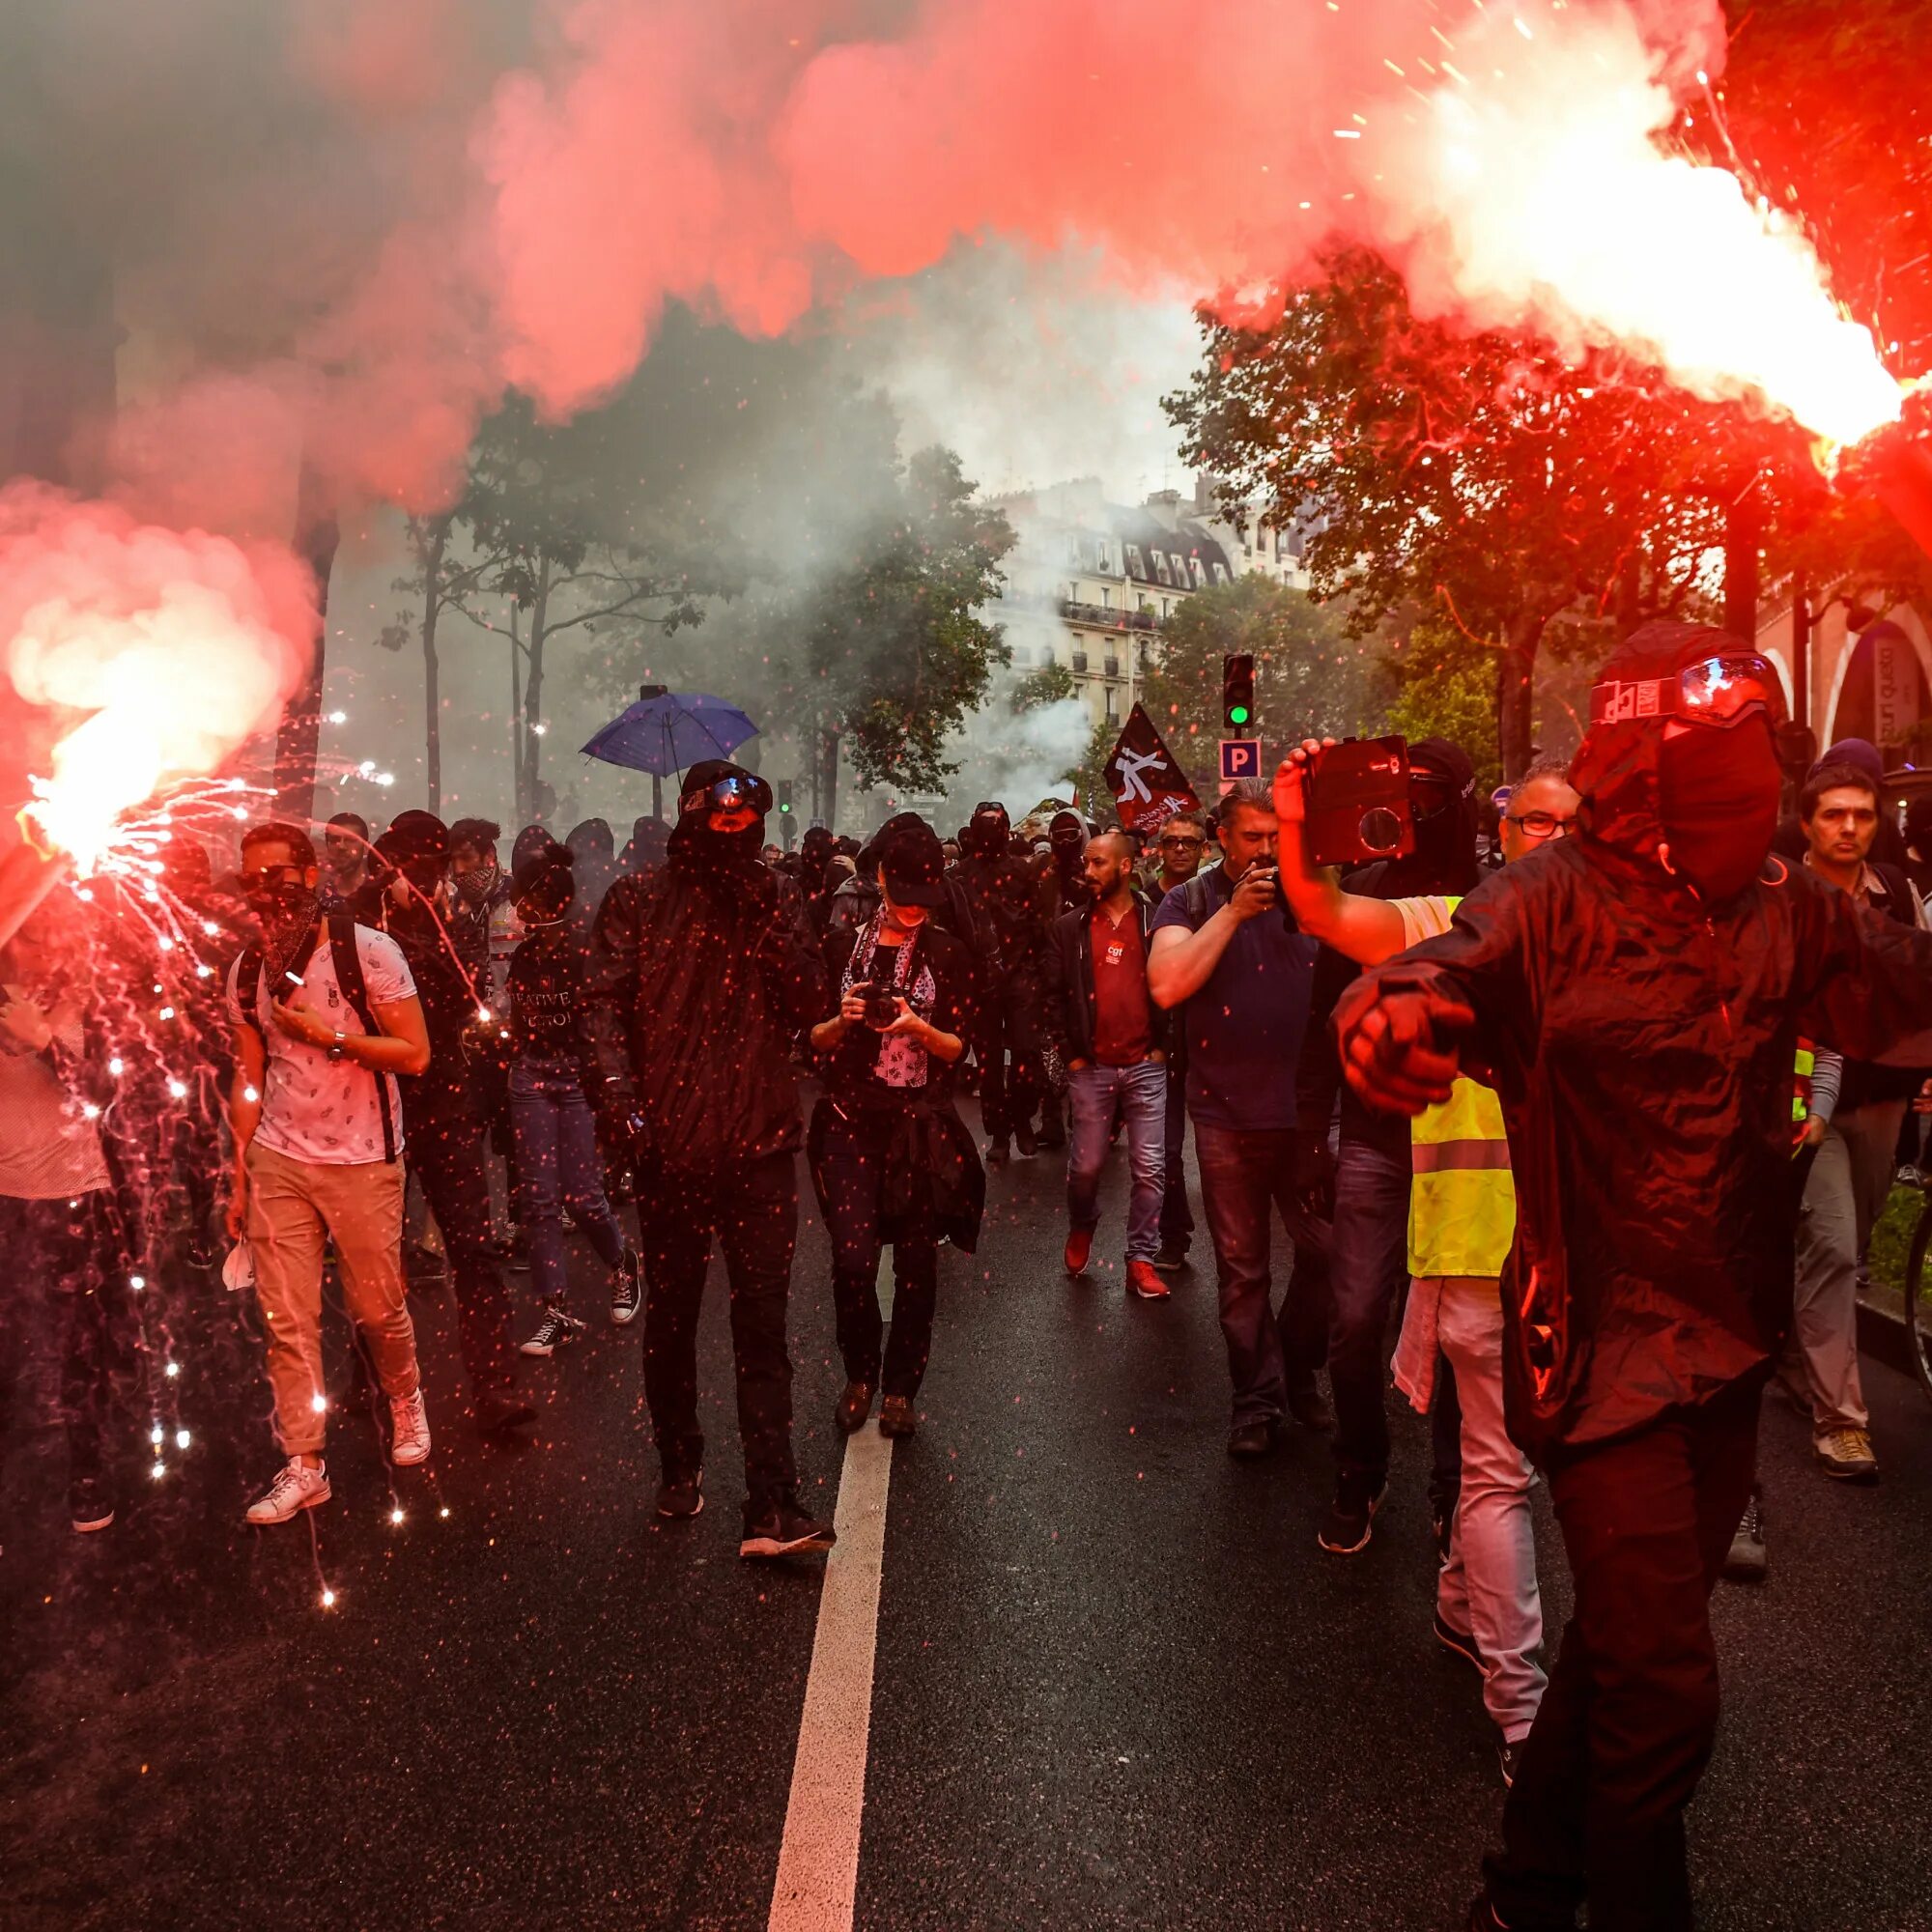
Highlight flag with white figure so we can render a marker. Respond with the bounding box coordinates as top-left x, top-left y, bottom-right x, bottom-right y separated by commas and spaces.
1102, 703, 1201, 834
